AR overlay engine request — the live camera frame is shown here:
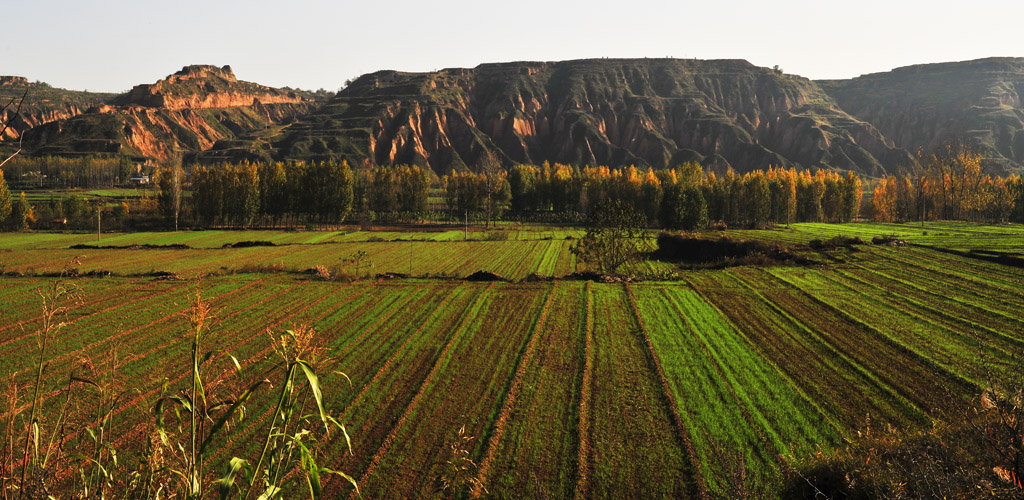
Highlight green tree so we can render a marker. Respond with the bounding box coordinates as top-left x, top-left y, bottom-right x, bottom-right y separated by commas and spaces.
743, 173, 771, 228
368, 167, 396, 213
61, 194, 91, 229
570, 200, 652, 275
395, 165, 429, 213
117, 157, 134, 185
157, 162, 184, 230
679, 185, 708, 231
509, 164, 537, 212
840, 171, 862, 222
10, 192, 33, 230
309, 160, 353, 224
0, 170, 11, 224
477, 151, 509, 228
